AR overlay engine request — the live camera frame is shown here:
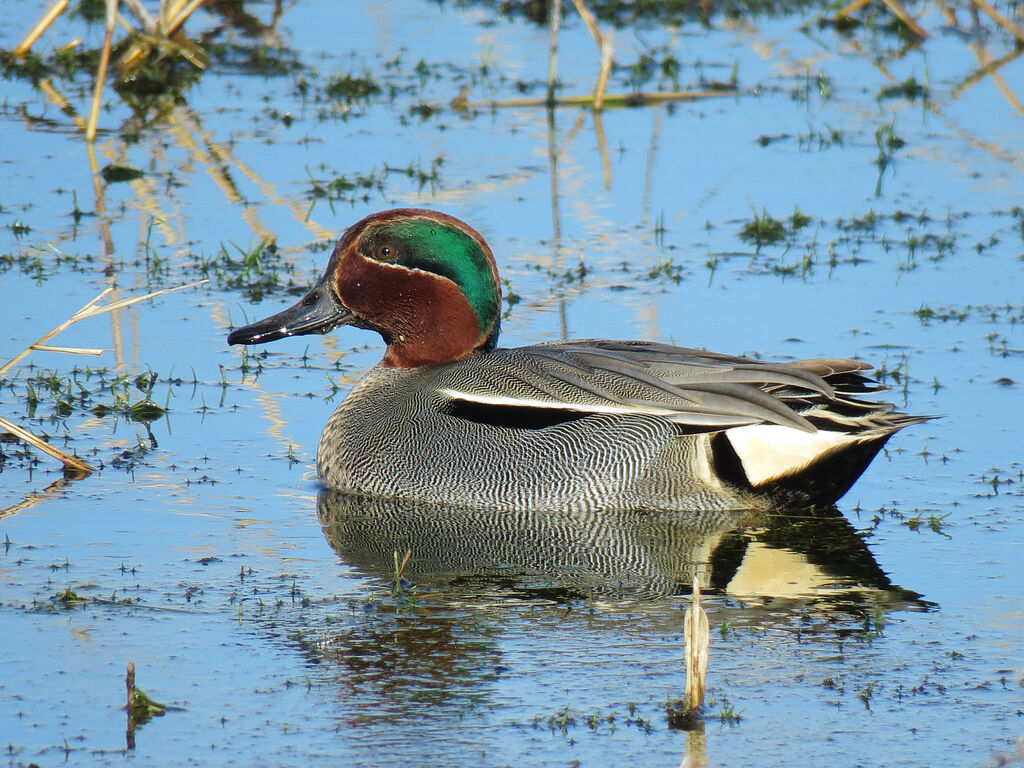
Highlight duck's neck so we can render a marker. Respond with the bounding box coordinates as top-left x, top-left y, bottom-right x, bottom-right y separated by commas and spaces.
368, 266, 491, 368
